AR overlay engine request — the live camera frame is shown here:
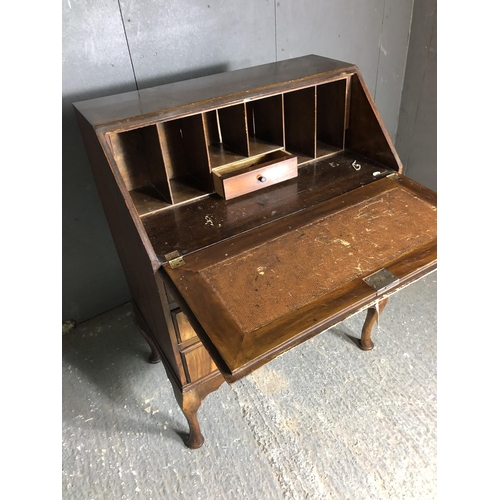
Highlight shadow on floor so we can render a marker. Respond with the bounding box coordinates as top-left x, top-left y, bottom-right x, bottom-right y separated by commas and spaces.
62, 303, 187, 444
